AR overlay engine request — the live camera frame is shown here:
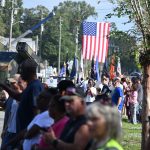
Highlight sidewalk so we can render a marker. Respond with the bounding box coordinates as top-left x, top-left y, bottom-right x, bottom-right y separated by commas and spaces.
0, 111, 4, 145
